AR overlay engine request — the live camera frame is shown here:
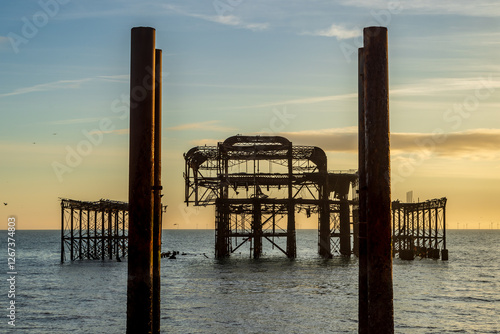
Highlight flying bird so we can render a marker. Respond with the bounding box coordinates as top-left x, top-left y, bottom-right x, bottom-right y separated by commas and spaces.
3, 203, 7, 205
